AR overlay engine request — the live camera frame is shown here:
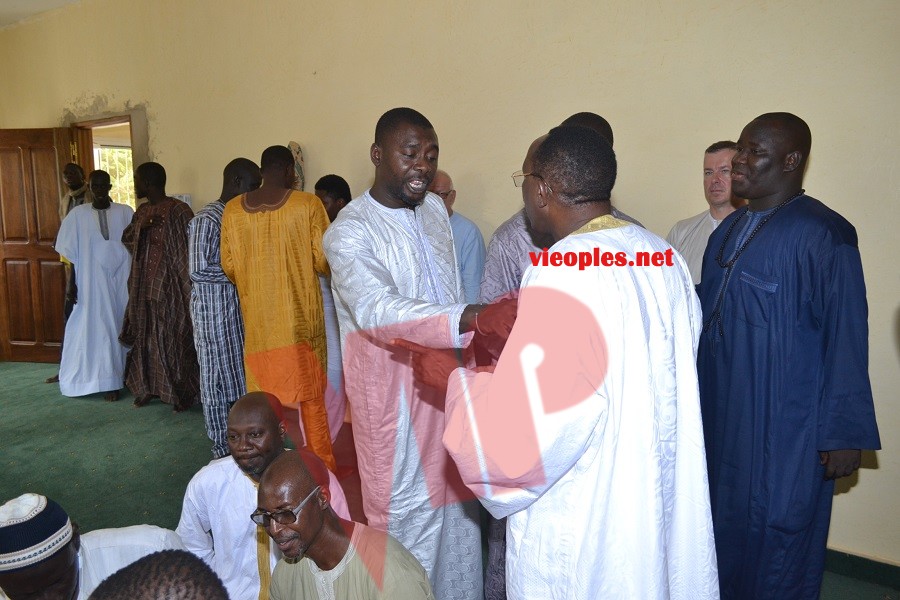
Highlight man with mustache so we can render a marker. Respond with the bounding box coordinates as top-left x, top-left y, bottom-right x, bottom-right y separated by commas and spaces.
323, 107, 513, 599
258, 451, 434, 600
177, 392, 349, 600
